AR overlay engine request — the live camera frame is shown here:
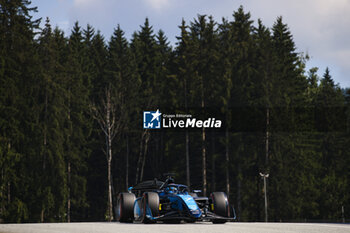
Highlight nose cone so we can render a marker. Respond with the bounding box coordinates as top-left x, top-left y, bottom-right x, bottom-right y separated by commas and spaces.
178, 194, 202, 218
